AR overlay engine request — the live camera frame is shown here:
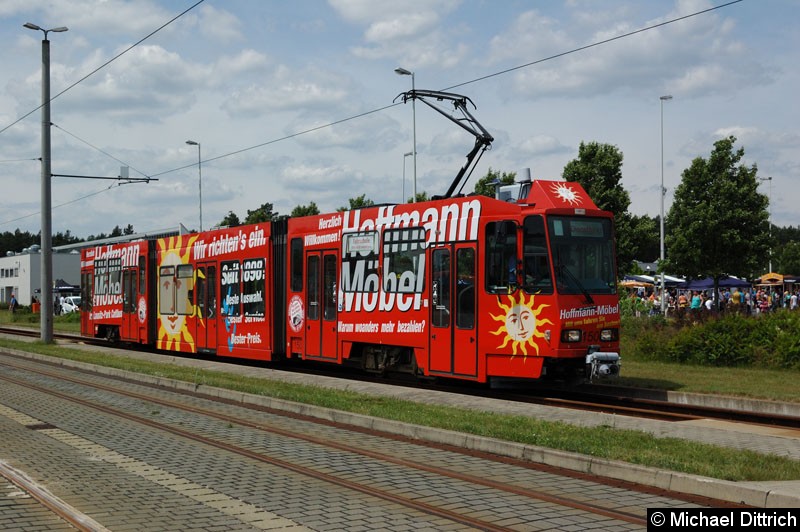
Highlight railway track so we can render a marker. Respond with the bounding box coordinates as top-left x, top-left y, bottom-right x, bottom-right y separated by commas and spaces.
3, 324, 798, 433
1, 354, 756, 529
3, 354, 729, 530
